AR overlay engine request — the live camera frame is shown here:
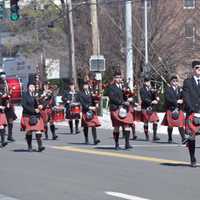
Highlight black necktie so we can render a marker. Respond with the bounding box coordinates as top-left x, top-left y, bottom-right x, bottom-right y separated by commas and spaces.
198, 79, 200, 88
